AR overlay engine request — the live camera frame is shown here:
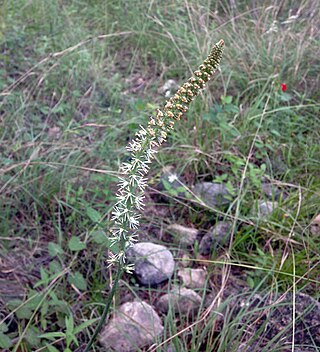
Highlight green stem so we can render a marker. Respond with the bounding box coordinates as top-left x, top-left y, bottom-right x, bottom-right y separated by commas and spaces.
84, 262, 124, 351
